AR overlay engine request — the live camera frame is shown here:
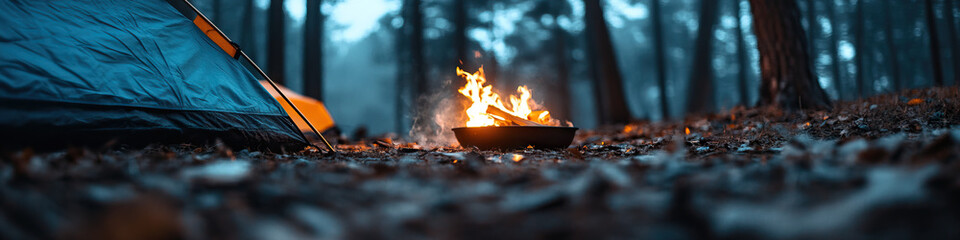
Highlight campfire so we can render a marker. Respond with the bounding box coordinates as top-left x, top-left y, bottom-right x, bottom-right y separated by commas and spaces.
456, 66, 566, 127
451, 66, 577, 150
